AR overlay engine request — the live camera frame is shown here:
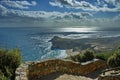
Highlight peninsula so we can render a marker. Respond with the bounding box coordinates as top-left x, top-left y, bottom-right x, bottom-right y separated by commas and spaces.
50, 36, 120, 52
